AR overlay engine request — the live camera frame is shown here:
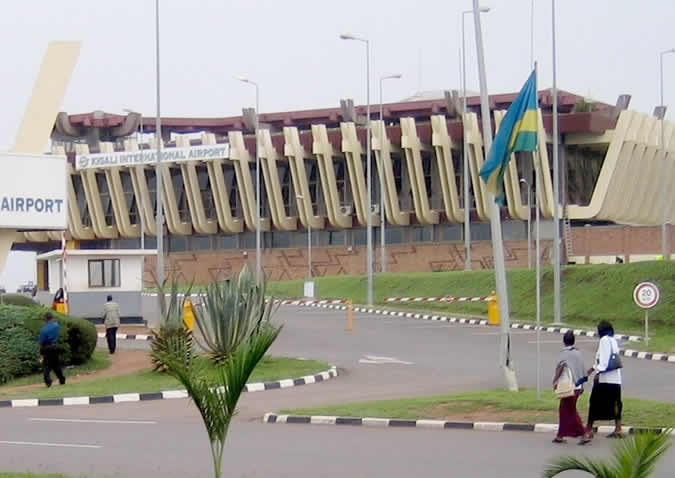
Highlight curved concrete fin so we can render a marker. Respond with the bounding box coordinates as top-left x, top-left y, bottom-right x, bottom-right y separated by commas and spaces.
371, 120, 410, 226
99, 141, 134, 238
174, 135, 217, 235
430, 115, 463, 223
283, 127, 323, 230
259, 129, 297, 231
122, 138, 155, 237
227, 131, 270, 232
463, 112, 488, 220
75, 143, 118, 239
311, 125, 352, 228
399, 118, 439, 225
